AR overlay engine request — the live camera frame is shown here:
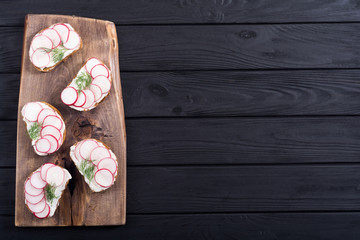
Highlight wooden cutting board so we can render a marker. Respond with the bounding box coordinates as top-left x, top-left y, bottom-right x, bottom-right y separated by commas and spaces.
15, 14, 126, 226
